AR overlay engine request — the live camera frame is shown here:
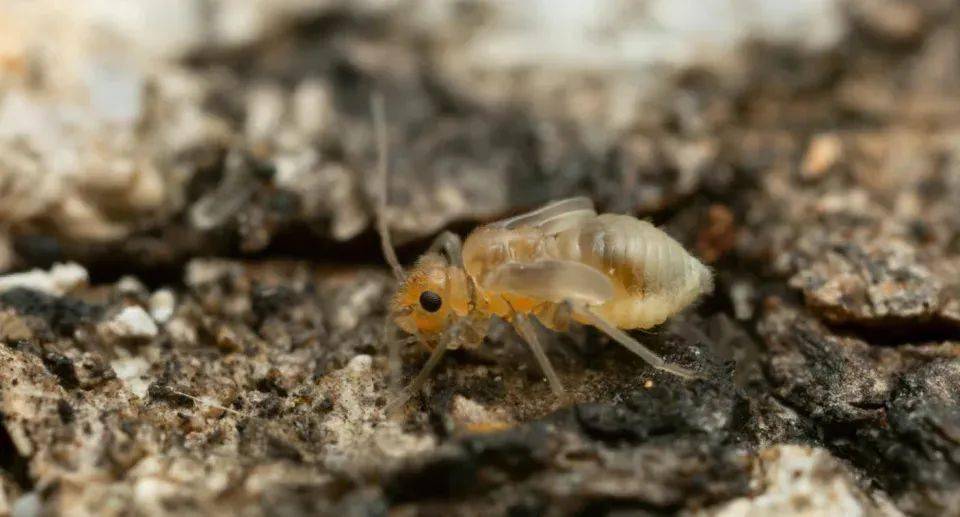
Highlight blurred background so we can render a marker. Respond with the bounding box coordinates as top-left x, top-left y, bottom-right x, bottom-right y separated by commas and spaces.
2, 0, 955, 275
1, 1, 959, 516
